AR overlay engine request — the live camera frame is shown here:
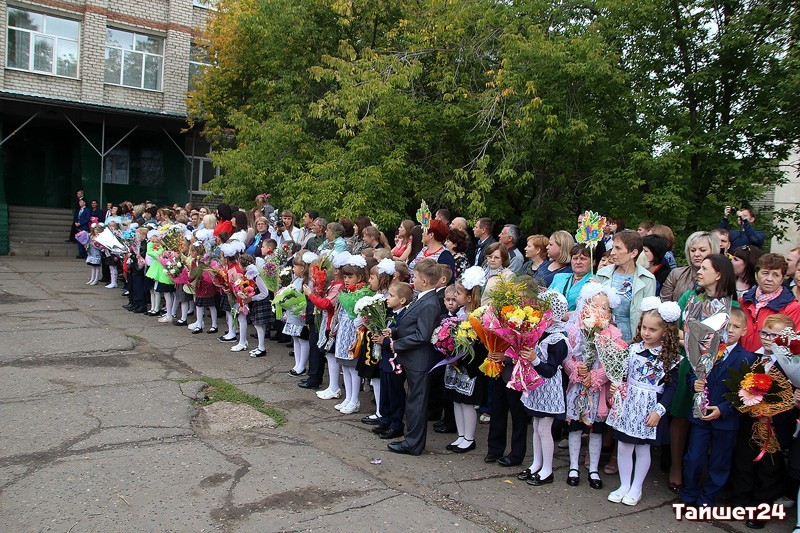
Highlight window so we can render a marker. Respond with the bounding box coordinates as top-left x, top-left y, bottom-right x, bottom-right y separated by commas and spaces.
6, 8, 79, 78
190, 156, 220, 193
104, 146, 130, 185
188, 42, 211, 91
104, 28, 163, 90
193, 0, 217, 9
